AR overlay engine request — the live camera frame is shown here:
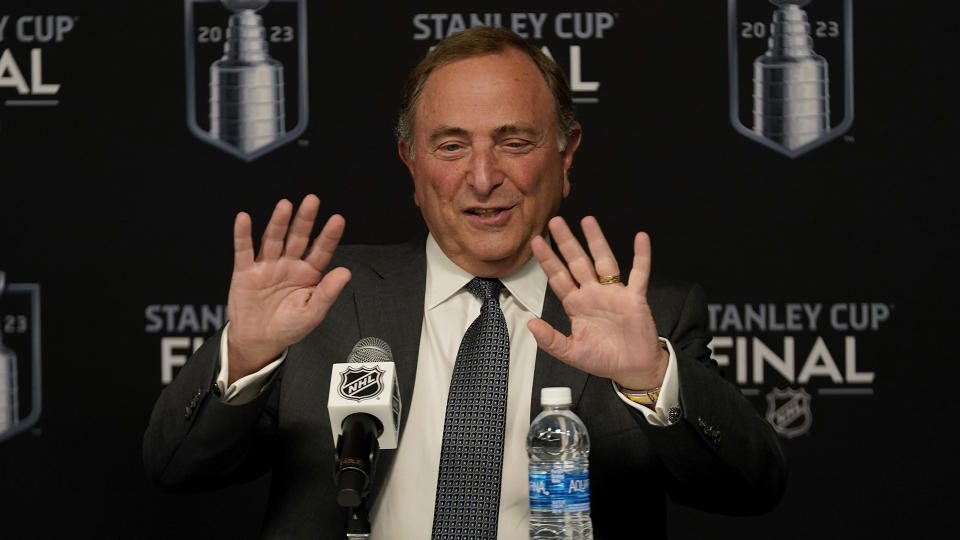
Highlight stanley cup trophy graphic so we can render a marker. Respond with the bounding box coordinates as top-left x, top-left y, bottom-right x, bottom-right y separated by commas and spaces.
209, 0, 286, 154
752, 0, 830, 150
0, 272, 19, 434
